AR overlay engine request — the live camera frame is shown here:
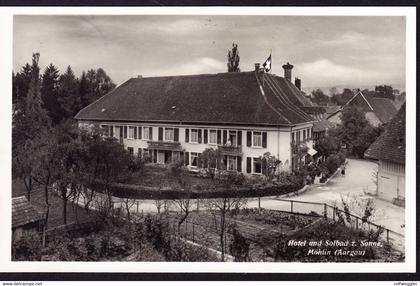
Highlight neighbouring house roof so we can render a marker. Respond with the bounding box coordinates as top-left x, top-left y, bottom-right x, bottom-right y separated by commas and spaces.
345, 91, 398, 124
313, 119, 335, 133
12, 196, 44, 229
364, 103, 405, 164
323, 105, 341, 117
326, 91, 397, 125
75, 71, 313, 126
